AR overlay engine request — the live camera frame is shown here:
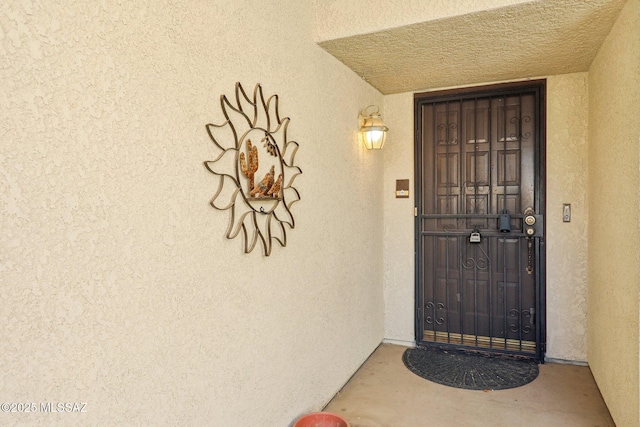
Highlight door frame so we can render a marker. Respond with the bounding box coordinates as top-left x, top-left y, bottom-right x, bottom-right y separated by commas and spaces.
413, 80, 547, 360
